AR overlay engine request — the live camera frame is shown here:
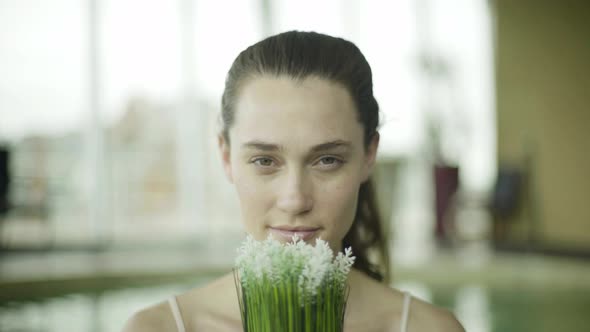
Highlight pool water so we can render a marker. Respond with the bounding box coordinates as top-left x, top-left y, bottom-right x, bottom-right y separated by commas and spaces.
1, 277, 589, 332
